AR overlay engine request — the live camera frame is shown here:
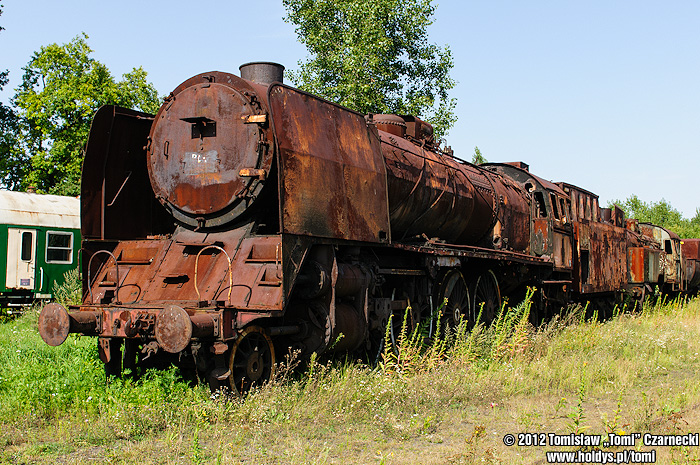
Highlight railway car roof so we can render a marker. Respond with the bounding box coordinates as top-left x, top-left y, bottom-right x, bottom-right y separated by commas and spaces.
482, 162, 568, 196
0, 190, 80, 229
639, 222, 681, 241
